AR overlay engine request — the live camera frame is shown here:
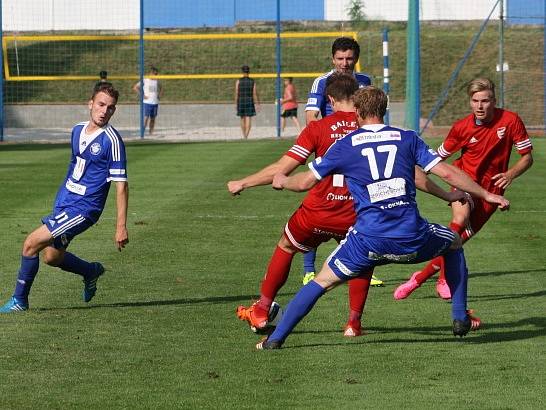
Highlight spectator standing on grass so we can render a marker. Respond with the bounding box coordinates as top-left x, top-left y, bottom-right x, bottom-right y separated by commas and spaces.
279, 77, 301, 134
235, 65, 260, 139
257, 86, 509, 350
393, 78, 533, 301
302, 36, 382, 287
133, 66, 163, 135
0, 83, 129, 313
